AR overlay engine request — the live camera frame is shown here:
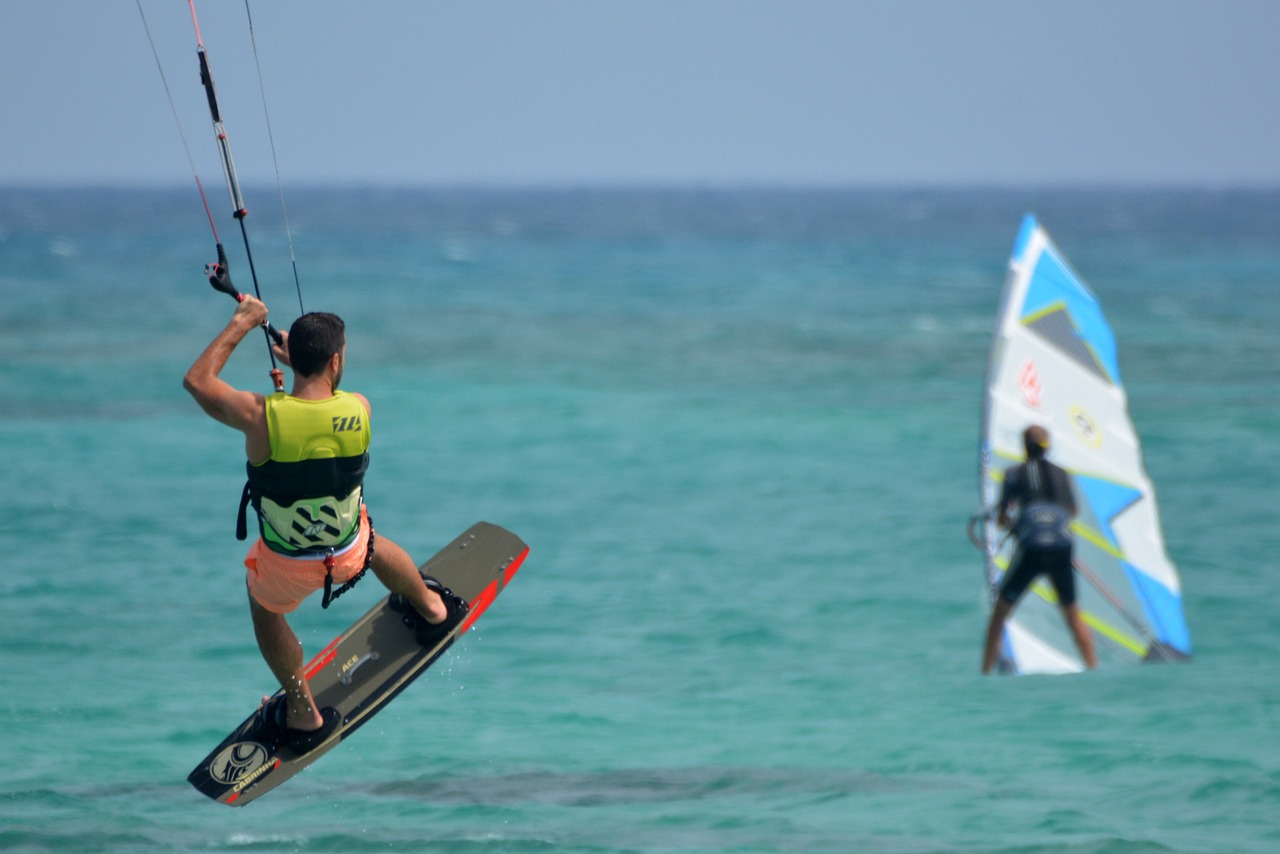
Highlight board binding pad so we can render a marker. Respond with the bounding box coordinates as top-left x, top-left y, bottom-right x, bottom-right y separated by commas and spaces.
188, 521, 528, 806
